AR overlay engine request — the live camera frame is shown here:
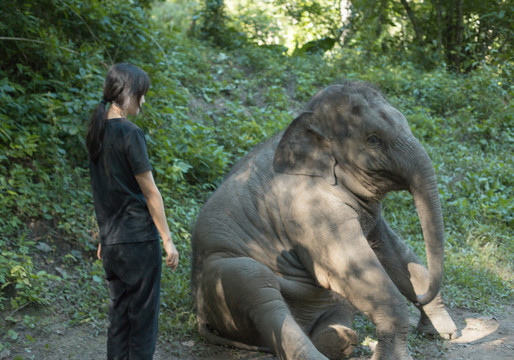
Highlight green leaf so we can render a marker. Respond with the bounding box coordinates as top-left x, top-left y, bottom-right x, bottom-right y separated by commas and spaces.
8, 329, 18, 340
